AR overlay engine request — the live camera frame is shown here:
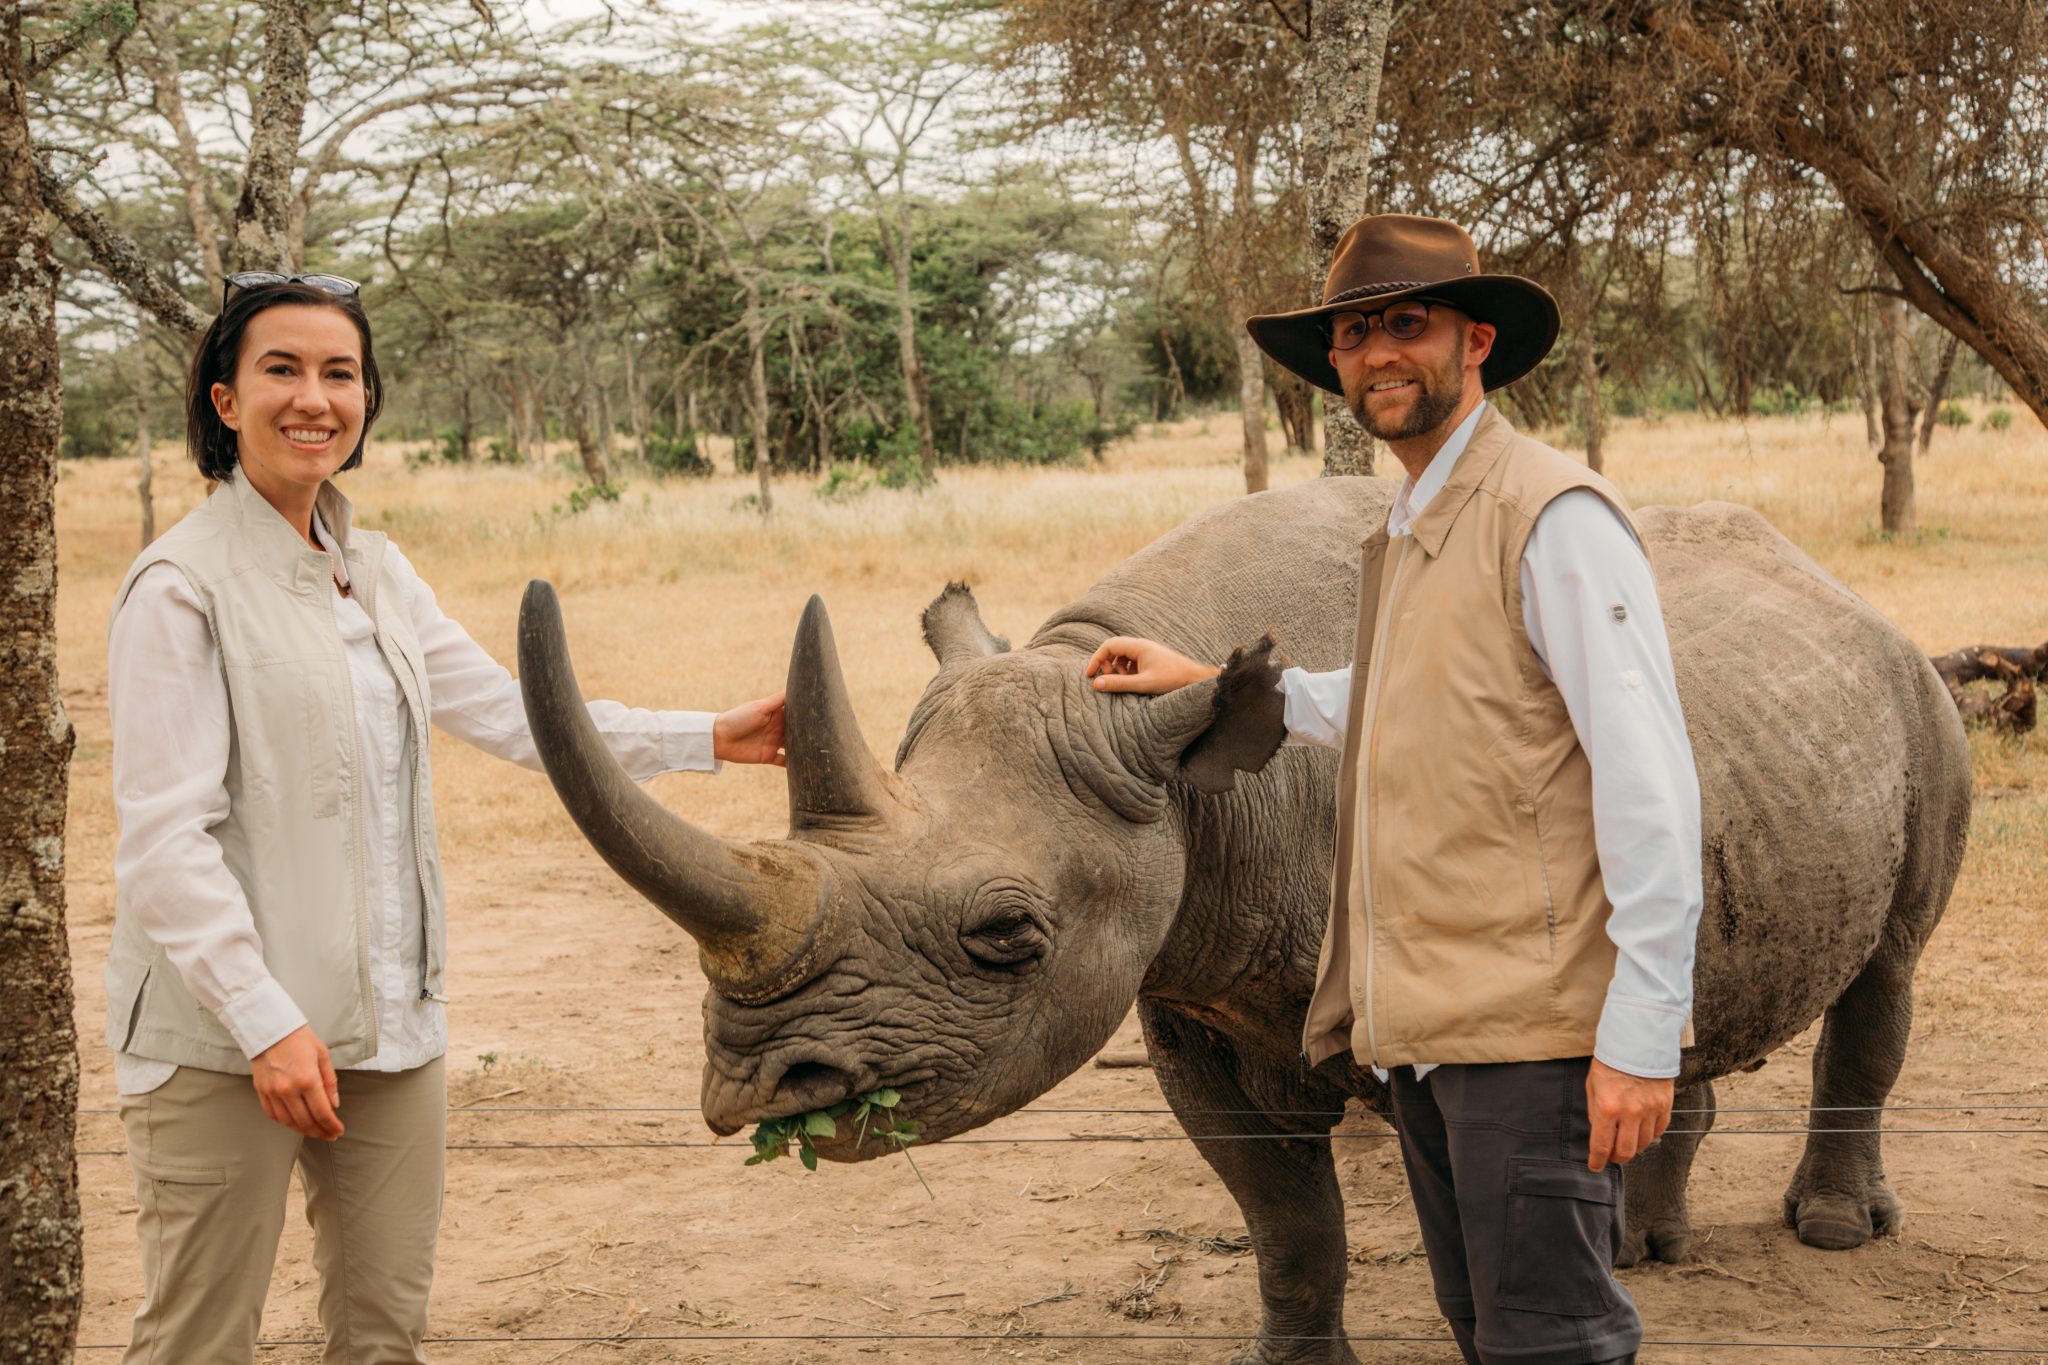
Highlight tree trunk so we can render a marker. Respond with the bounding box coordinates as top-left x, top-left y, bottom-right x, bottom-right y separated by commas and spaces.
884, 215, 938, 476
1853, 315, 1883, 450
687, 389, 703, 467
570, 383, 608, 487
233, 0, 315, 271
1272, 367, 1317, 455
1876, 295, 1921, 535
1302, 0, 1392, 478
625, 339, 649, 463
745, 298, 774, 514
1917, 332, 1961, 458
456, 385, 475, 464
1576, 323, 1605, 475
135, 323, 155, 548
0, 10, 84, 1357
1233, 327, 1270, 494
